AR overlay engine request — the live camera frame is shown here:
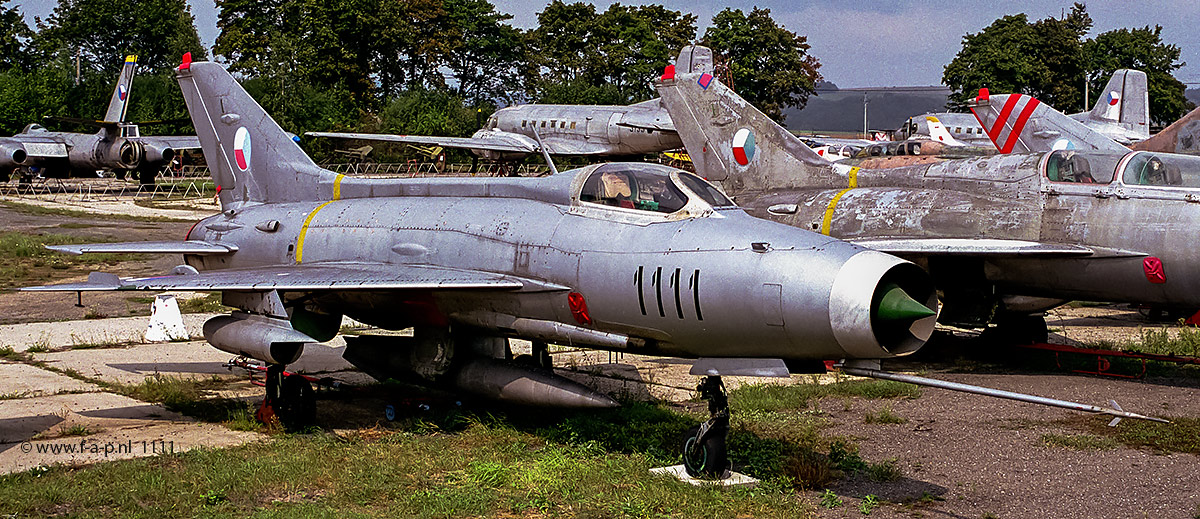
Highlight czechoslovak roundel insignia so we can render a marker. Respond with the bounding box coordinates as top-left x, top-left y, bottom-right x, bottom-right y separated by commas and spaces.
1107, 91, 1120, 106
118, 85, 128, 101
732, 128, 755, 165
233, 127, 251, 171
